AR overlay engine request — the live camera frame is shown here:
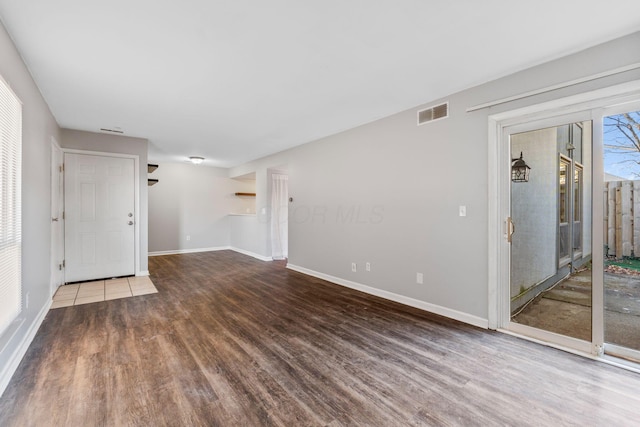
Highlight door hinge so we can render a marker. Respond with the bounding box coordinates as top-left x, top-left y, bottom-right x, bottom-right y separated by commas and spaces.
62, 211, 65, 220
59, 164, 64, 173
62, 260, 65, 268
